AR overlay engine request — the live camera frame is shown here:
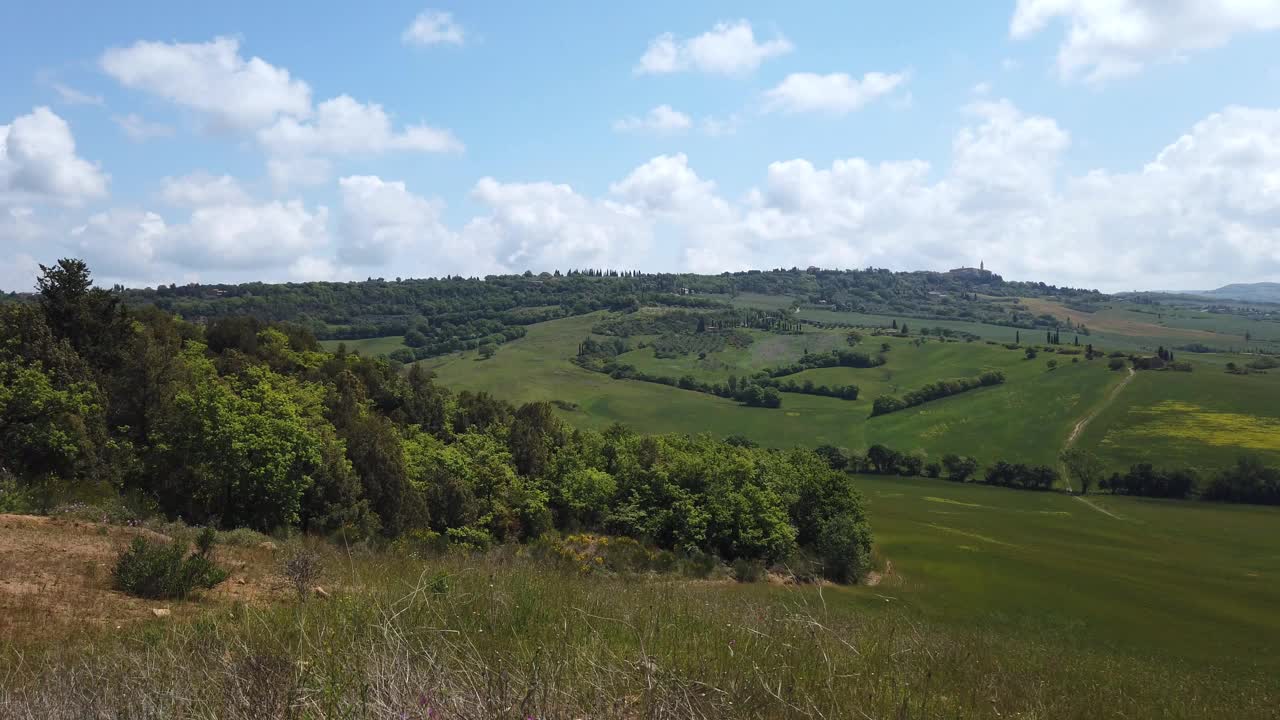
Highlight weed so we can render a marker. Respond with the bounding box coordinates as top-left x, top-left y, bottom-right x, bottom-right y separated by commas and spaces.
112, 537, 228, 600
